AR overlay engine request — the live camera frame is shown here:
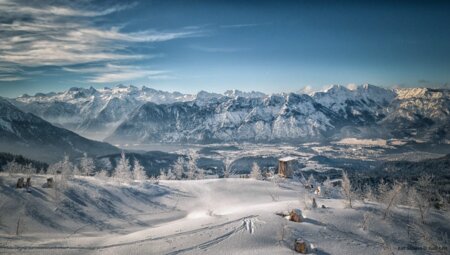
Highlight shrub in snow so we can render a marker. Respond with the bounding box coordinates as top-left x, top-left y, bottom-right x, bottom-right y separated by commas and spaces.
112, 151, 132, 183
132, 159, 147, 180
250, 162, 262, 180
341, 171, 353, 208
